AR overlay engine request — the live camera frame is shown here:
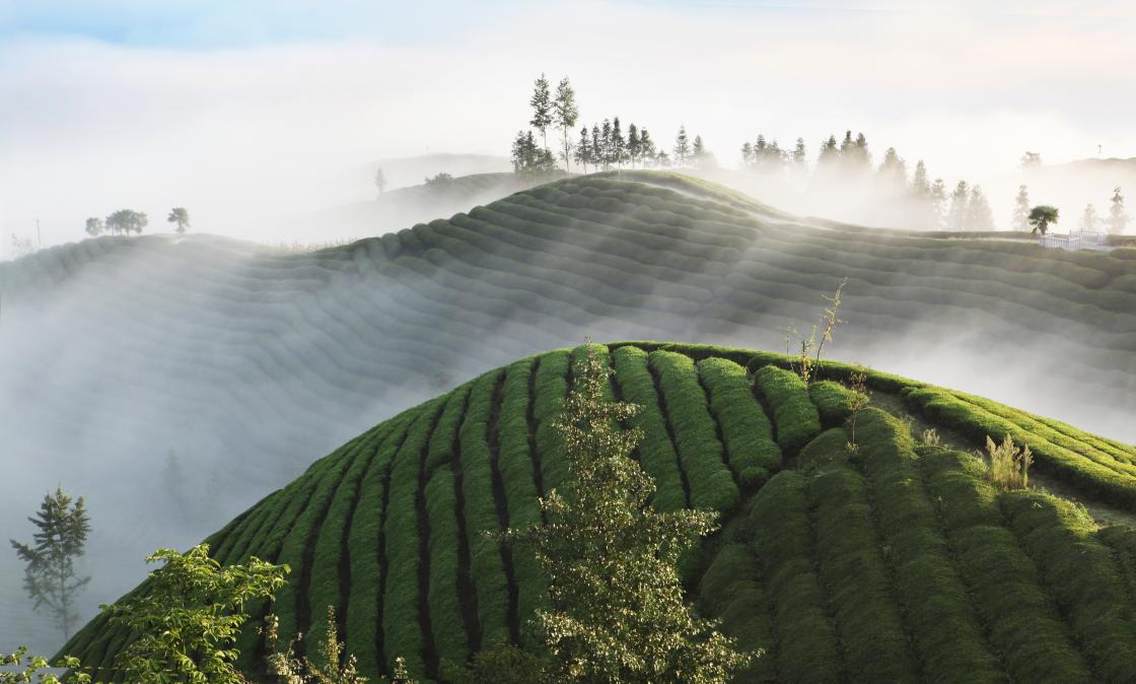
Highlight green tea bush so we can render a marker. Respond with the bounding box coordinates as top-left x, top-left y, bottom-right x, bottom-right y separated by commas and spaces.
697, 357, 780, 487
1000, 490, 1136, 680
753, 365, 822, 455
610, 346, 687, 512
697, 543, 776, 682
808, 464, 918, 680
808, 380, 867, 428
854, 411, 1003, 680
747, 471, 843, 682
918, 449, 1092, 681
649, 351, 739, 512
